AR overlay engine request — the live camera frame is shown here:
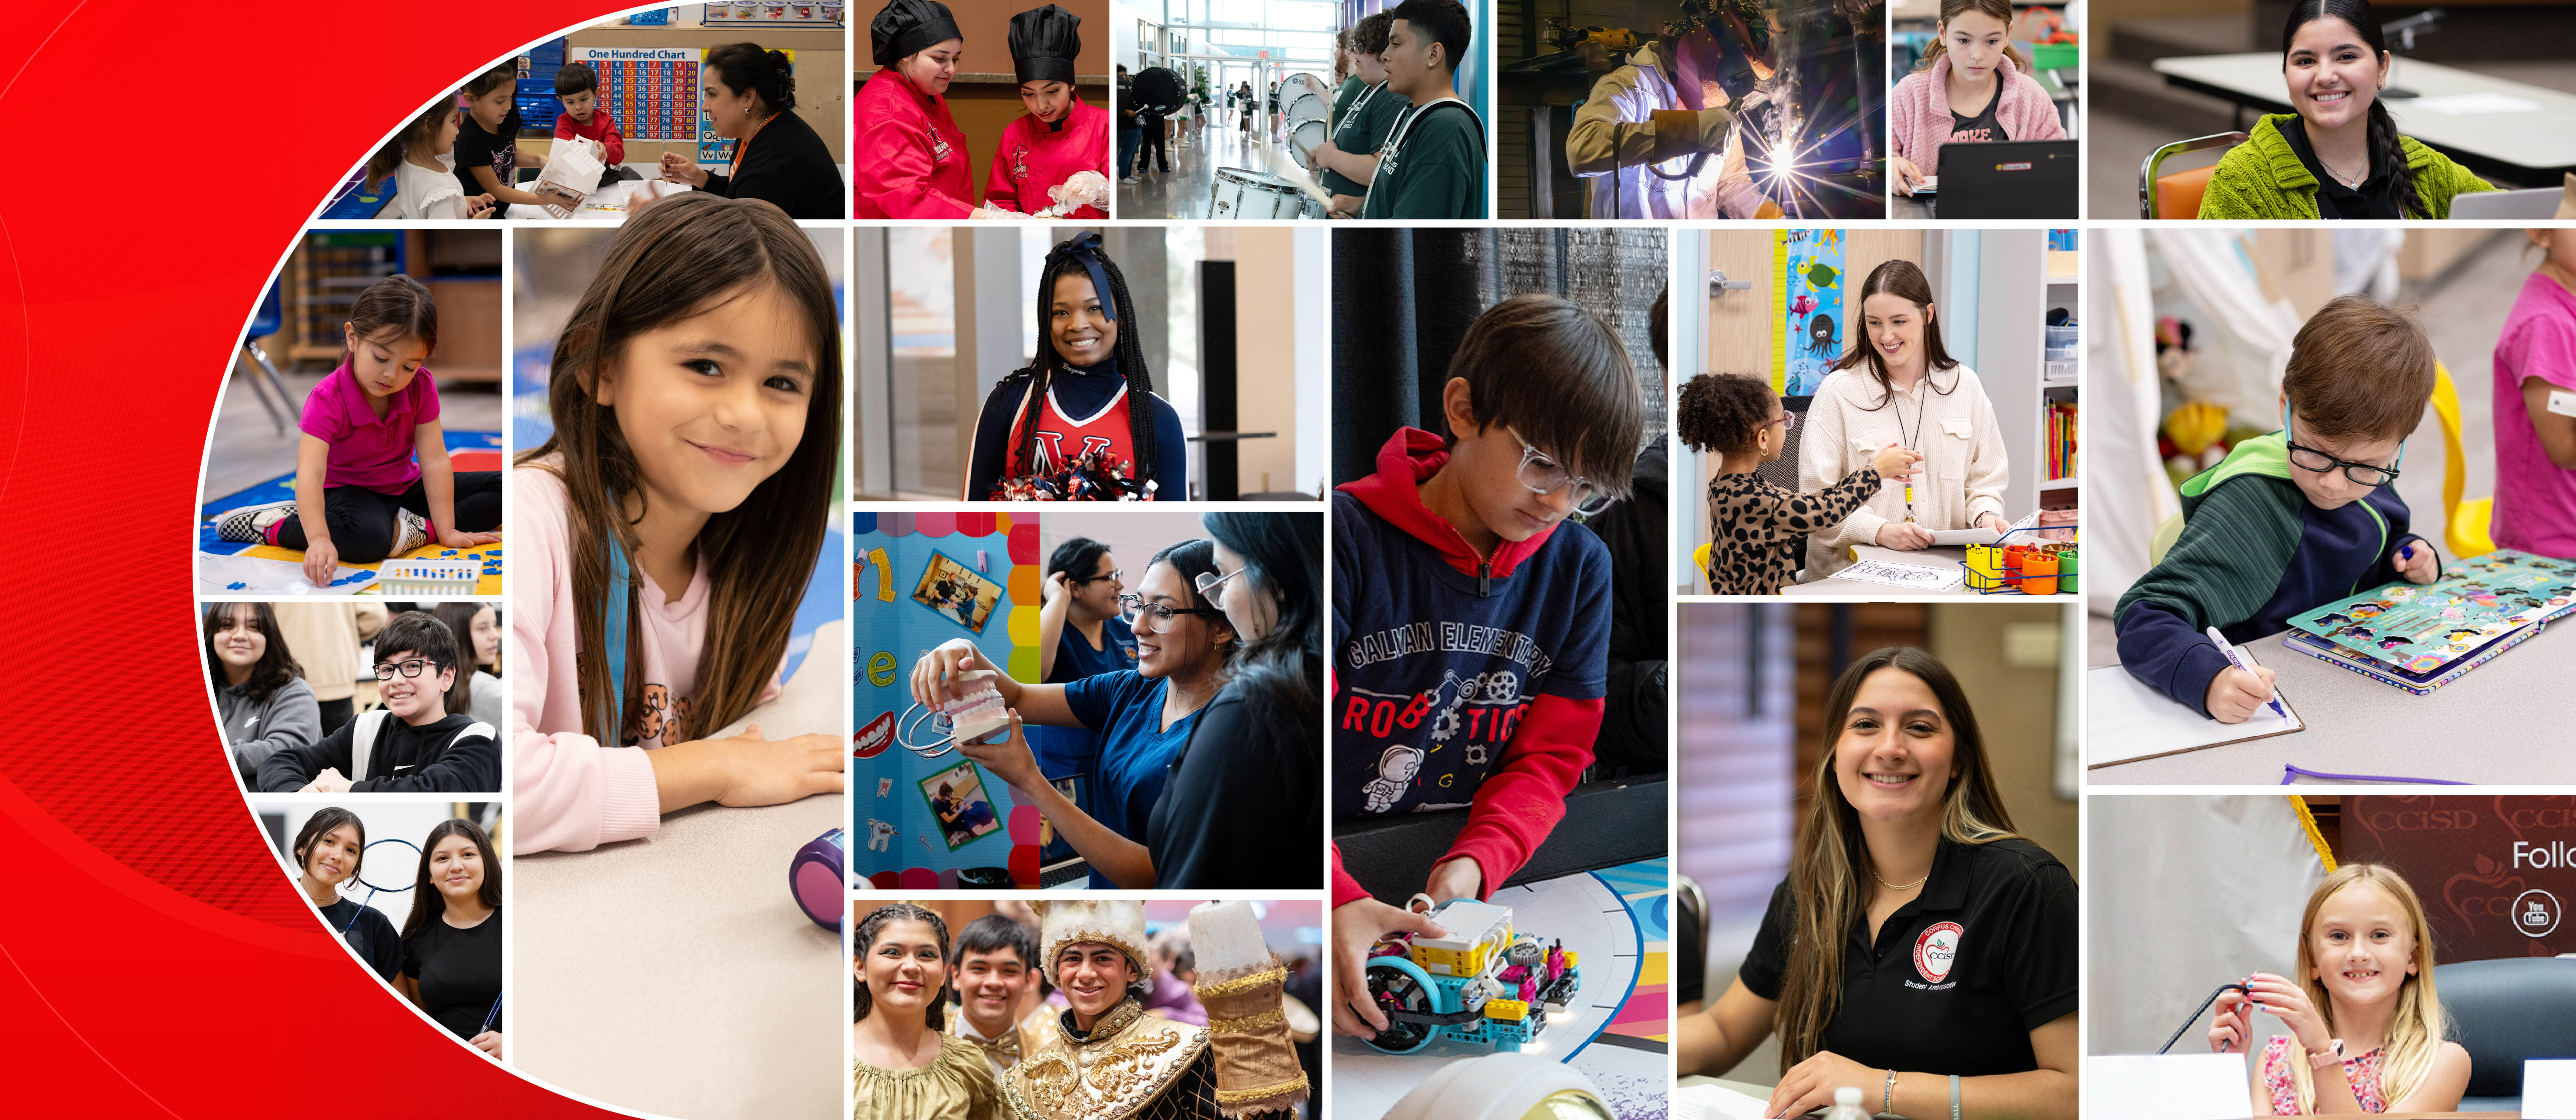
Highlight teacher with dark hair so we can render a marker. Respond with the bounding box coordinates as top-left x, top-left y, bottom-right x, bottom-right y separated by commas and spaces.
1678, 646, 2076, 1120
653, 42, 846, 219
